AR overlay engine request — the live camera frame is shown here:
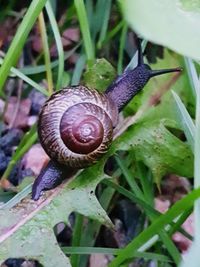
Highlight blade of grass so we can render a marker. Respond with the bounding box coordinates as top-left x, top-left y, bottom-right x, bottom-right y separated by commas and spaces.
62, 247, 172, 263
115, 155, 144, 199
108, 187, 200, 267
71, 54, 86, 86
2, 184, 33, 210
92, 0, 109, 41
0, 191, 15, 204
102, 21, 124, 47
125, 40, 147, 71
193, 76, 200, 264
183, 58, 200, 244
15, 124, 37, 151
138, 165, 181, 265
38, 12, 53, 94
49, 0, 56, 13
172, 90, 195, 152
97, 0, 112, 49
111, 160, 181, 264
168, 208, 193, 238
70, 214, 84, 267
91, 0, 103, 40
136, 162, 154, 206
103, 180, 192, 239
180, 64, 200, 267
19, 44, 80, 75
117, 22, 128, 74
184, 57, 198, 98
104, 178, 193, 263
194, 78, 200, 237
45, 1, 64, 90
0, 0, 48, 96
85, 0, 94, 30
74, 0, 95, 63
0, 58, 48, 96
